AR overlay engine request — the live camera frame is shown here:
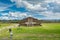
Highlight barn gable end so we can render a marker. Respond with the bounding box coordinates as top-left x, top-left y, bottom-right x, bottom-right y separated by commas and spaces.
19, 17, 42, 26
